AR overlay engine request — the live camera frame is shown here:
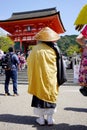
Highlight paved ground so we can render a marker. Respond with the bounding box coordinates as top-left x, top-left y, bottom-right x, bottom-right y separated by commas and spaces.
0, 84, 87, 130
